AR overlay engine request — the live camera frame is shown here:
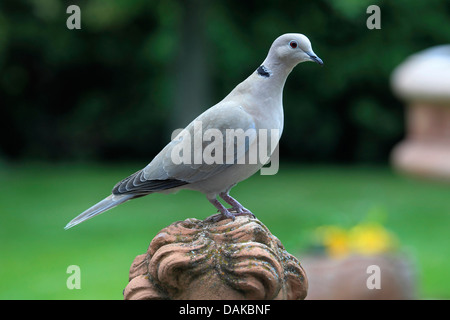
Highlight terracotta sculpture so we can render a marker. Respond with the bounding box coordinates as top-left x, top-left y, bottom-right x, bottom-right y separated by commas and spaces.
124, 214, 307, 300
